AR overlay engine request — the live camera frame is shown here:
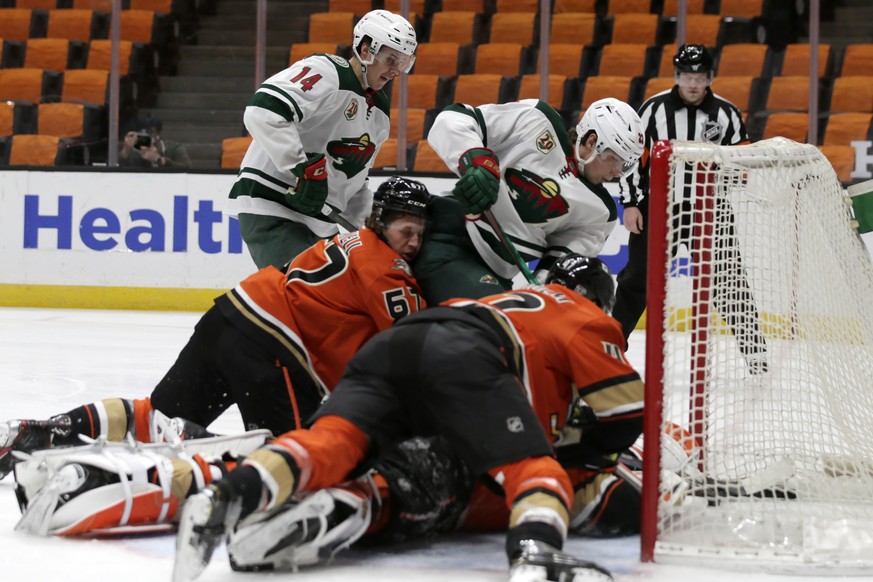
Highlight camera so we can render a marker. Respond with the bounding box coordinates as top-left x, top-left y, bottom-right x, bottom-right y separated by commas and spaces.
134, 132, 152, 149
